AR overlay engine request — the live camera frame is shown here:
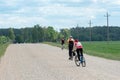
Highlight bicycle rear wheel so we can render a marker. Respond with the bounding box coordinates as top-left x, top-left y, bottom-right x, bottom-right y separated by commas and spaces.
74, 55, 80, 66
81, 56, 86, 67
